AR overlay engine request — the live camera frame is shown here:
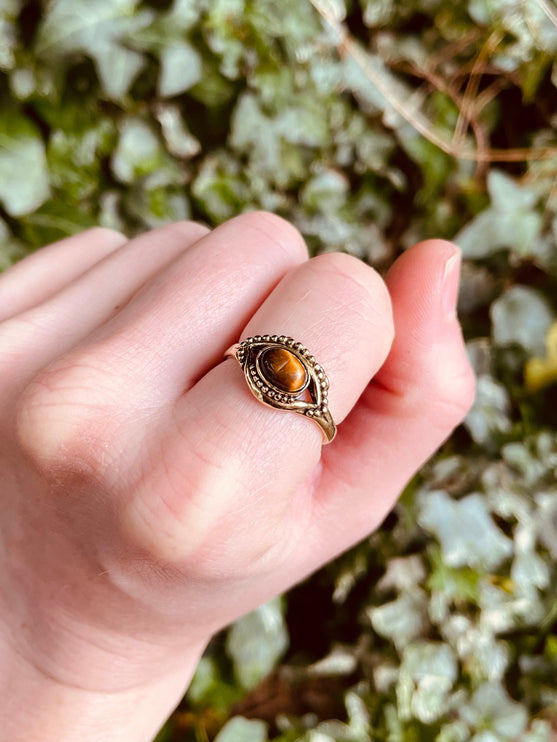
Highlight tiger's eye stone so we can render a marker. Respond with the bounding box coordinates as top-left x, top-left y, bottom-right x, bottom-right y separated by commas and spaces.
260, 347, 307, 393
